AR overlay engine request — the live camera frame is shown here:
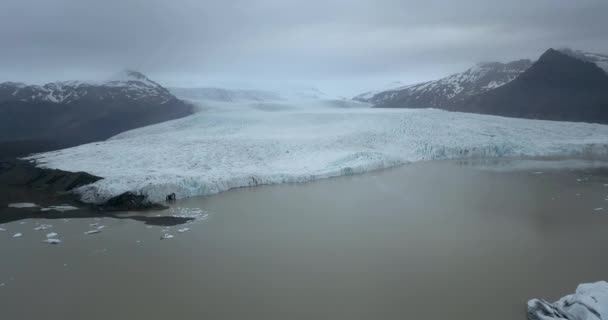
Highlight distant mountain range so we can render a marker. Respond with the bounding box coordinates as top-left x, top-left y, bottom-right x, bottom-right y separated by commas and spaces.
356, 48, 608, 124
169, 87, 283, 102
0, 70, 193, 158
355, 60, 533, 107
